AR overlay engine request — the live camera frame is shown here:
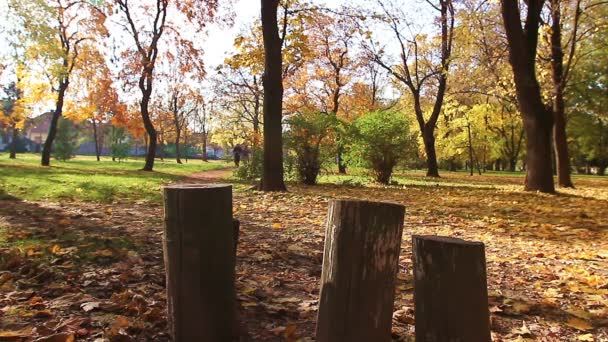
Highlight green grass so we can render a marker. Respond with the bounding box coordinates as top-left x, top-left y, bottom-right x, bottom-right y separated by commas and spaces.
0, 153, 230, 203
316, 166, 607, 191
